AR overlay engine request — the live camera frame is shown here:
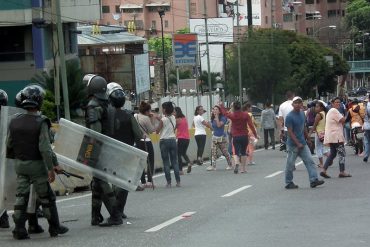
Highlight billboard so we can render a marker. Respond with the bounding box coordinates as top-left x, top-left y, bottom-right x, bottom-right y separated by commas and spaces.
189, 18, 233, 43
178, 79, 197, 92
218, 0, 262, 26
173, 34, 198, 67
134, 53, 150, 94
